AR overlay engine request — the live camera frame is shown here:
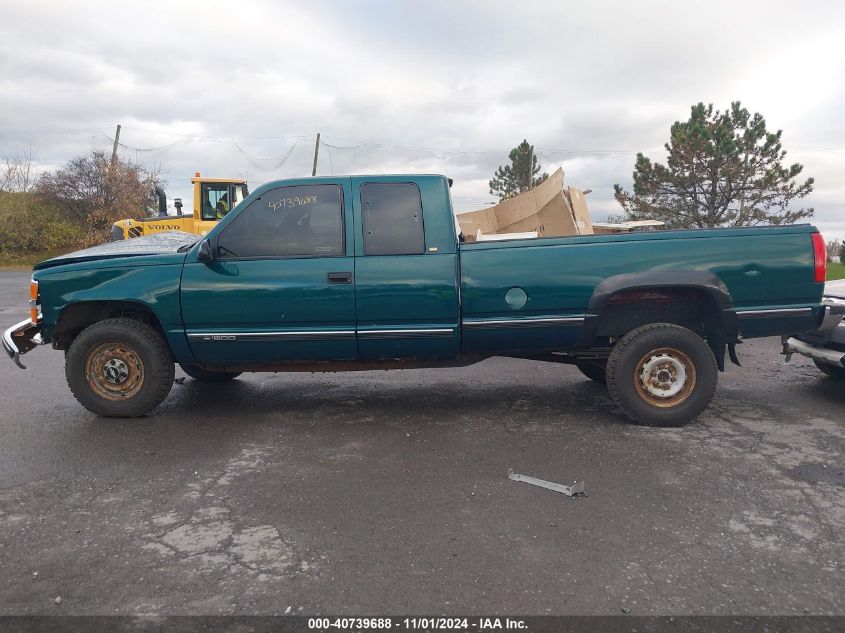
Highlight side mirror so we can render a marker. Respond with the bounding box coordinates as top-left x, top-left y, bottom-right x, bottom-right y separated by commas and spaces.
197, 239, 215, 263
